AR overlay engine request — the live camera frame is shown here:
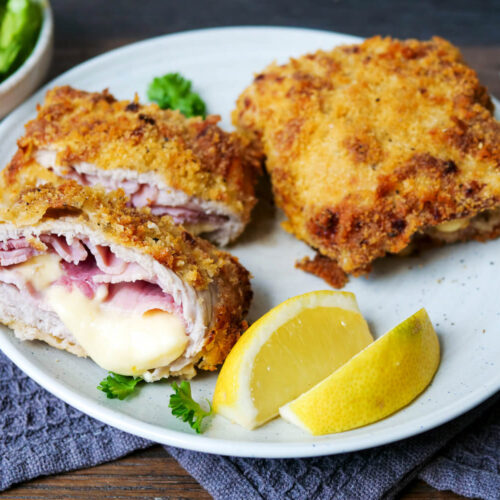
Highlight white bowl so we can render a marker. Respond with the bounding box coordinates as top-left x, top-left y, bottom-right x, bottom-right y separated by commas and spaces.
0, 0, 53, 119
